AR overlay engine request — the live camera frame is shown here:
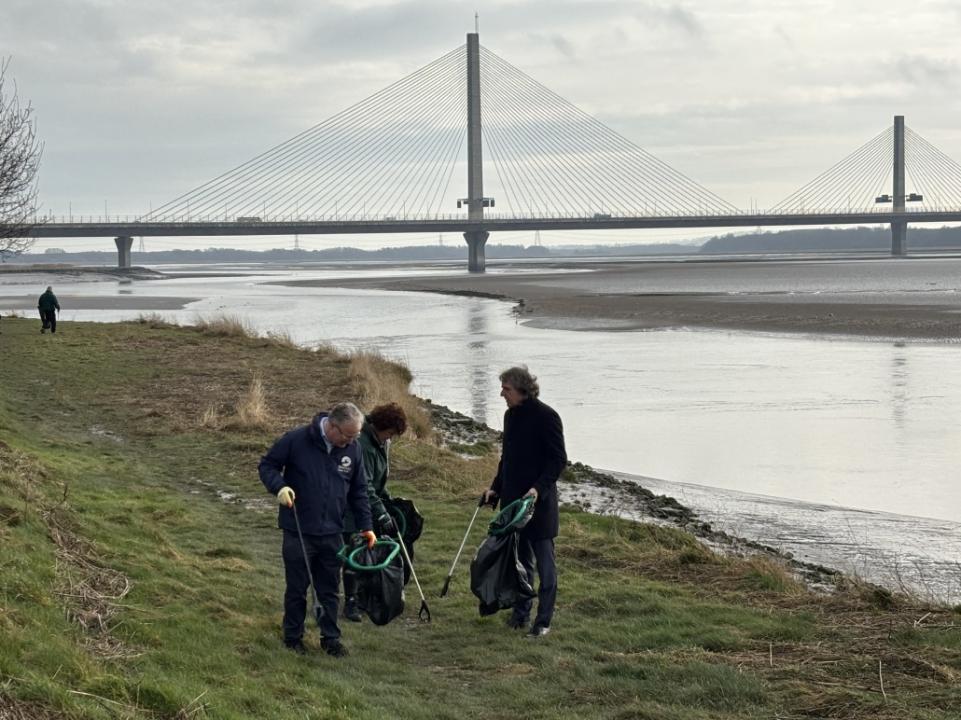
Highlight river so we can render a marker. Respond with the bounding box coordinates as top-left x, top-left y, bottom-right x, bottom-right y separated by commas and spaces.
3, 258, 960, 601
